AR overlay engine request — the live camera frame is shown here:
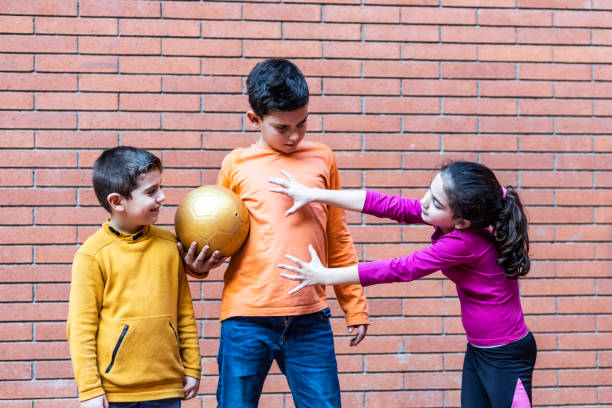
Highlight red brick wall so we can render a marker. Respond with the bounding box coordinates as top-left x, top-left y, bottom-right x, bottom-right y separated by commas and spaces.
1, 1, 611, 407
